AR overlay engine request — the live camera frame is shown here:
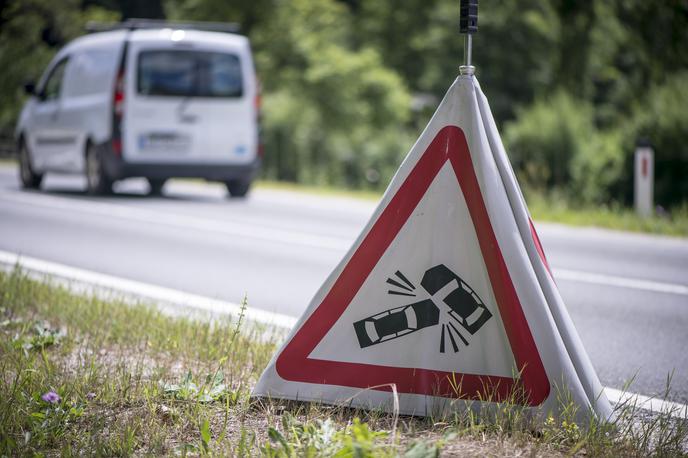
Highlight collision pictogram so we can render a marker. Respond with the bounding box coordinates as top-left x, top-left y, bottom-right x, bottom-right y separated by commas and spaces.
353, 264, 493, 353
